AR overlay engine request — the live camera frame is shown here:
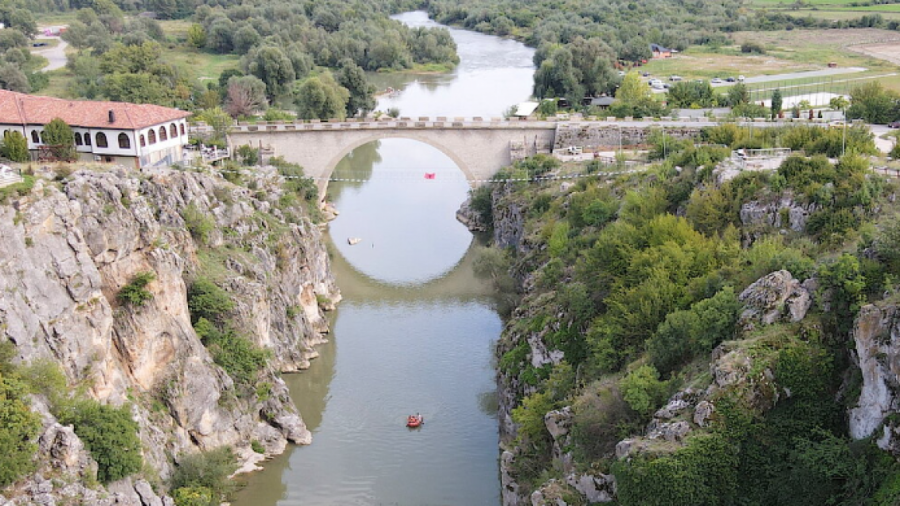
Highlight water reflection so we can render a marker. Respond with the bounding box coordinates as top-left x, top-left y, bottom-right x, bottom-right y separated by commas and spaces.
326, 138, 473, 286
